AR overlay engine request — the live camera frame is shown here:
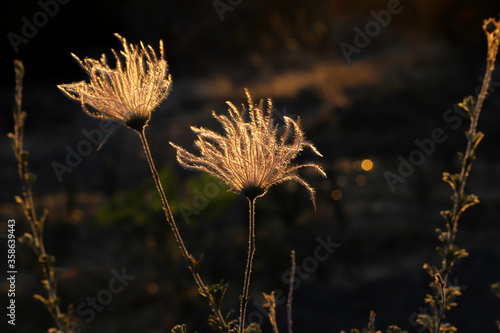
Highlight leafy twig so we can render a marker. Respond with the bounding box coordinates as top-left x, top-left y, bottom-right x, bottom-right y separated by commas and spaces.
417, 17, 500, 333
263, 291, 279, 333
9, 60, 74, 333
